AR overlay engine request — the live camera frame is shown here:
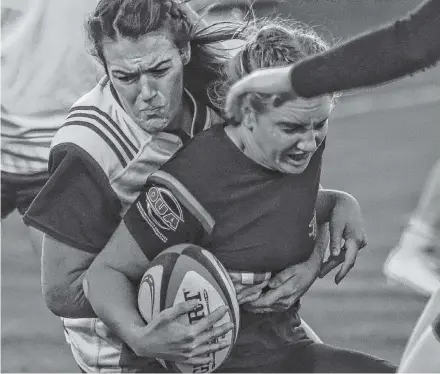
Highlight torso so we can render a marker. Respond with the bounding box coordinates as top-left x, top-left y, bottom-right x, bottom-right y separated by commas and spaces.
141, 123, 324, 369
